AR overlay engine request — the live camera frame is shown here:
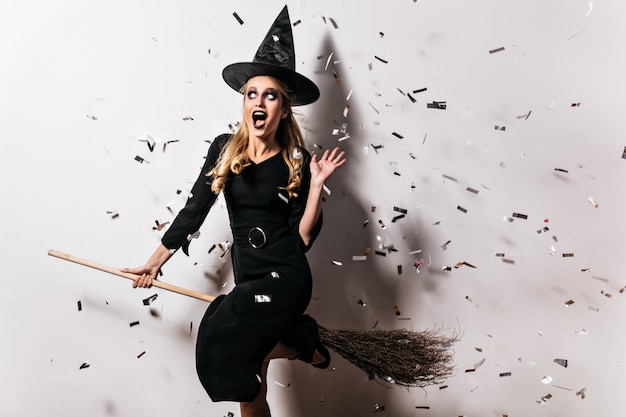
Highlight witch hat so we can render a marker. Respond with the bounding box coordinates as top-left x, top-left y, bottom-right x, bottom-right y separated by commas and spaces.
222, 5, 320, 106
